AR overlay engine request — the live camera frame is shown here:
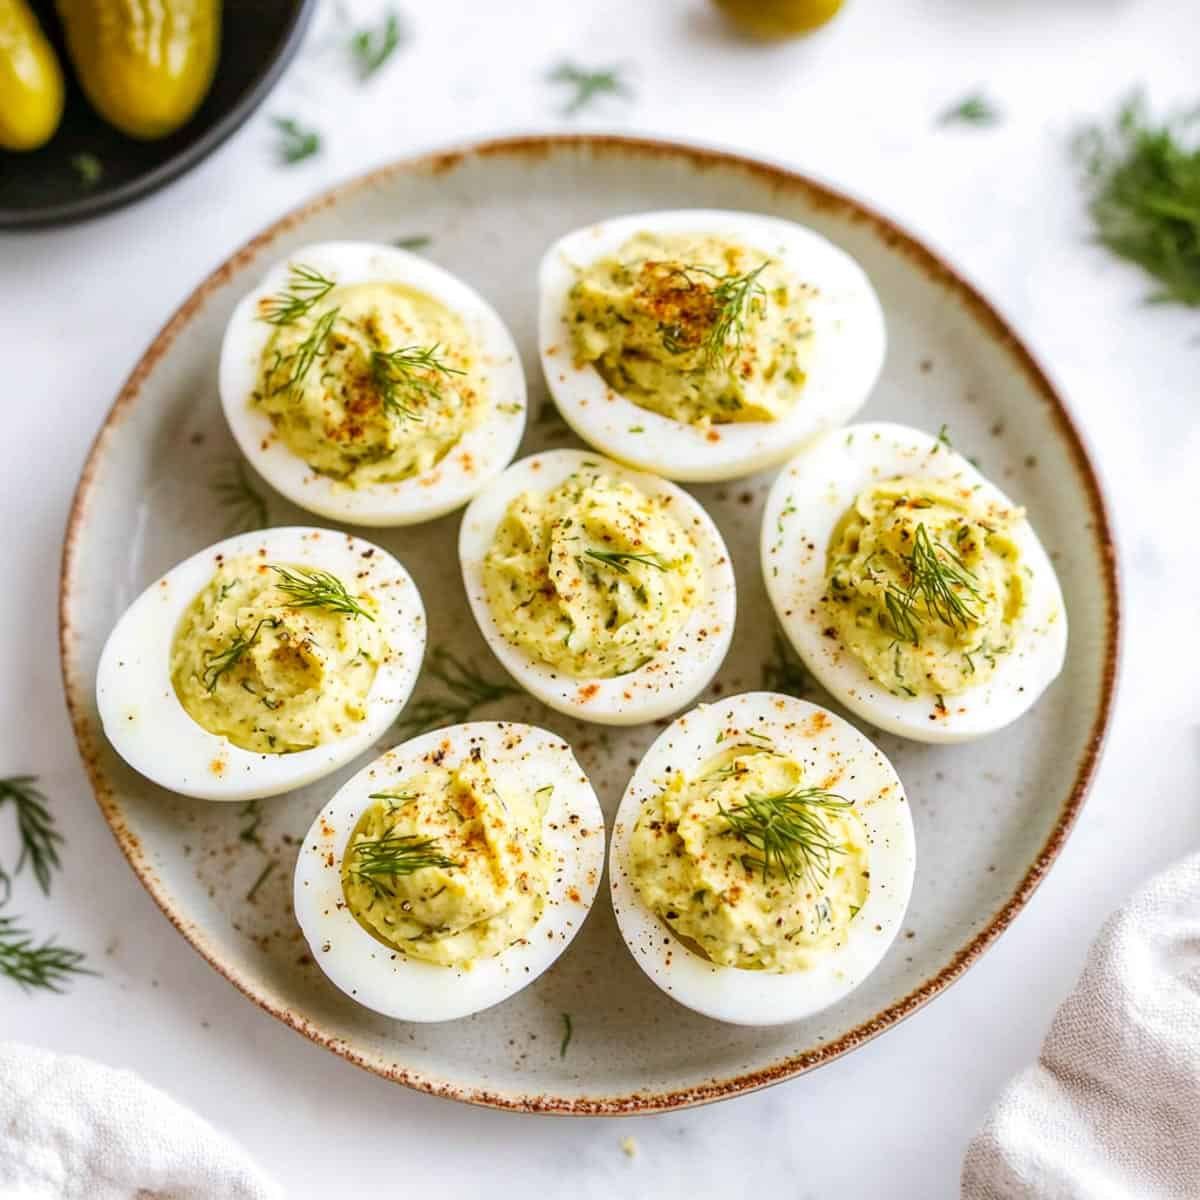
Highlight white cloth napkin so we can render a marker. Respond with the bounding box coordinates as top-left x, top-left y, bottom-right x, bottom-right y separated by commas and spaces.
962, 852, 1200, 1199
0, 1042, 281, 1200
